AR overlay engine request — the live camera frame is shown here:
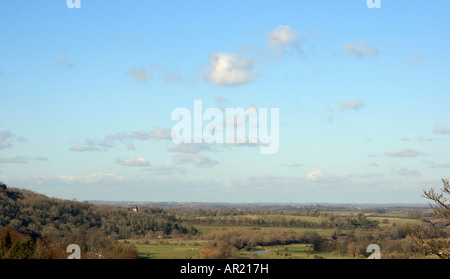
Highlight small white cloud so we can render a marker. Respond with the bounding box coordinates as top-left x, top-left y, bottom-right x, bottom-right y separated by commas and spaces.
267, 25, 302, 59
133, 127, 172, 140
385, 149, 423, 157
0, 156, 29, 164
116, 157, 150, 167
343, 39, 378, 58
0, 130, 26, 150
434, 124, 450, 135
128, 67, 153, 83
306, 170, 343, 183
339, 100, 366, 111
306, 169, 327, 182
0, 140, 12, 150
199, 52, 258, 86
70, 145, 102, 152
268, 25, 299, 48
144, 164, 186, 175
56, 173, 125, 184
173, 154, 218, 168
